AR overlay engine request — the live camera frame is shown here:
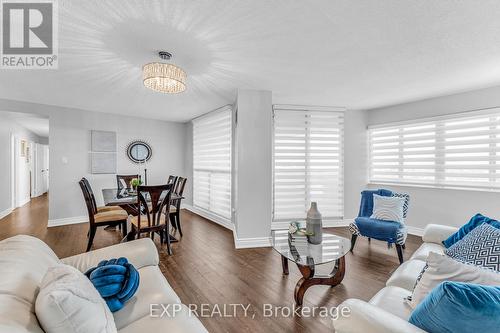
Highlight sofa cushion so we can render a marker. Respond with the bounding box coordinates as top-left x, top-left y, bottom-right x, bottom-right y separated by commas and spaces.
409, 242, 445, 261
0, 235, 60, 305
442, 213, 500, 248
369, 286, 413, 320
409, 282, 500, 333
408, 252, 500, 308
119, 304, 207, 333
445, 223, 500, 272
35, 265, 116, 333
386, 259, 427, 291
113, 265, 182, 330
0, 294, 45, 333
